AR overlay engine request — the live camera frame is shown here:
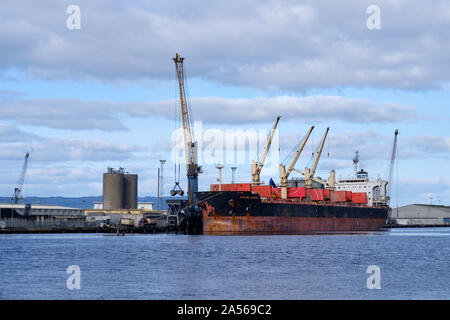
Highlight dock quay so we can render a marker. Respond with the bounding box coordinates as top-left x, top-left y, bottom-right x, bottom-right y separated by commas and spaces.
0, 201, 186, 234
